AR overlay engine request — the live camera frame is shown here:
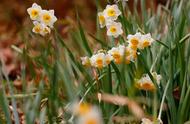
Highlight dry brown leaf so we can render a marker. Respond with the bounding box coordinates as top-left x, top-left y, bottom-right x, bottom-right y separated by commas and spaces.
99, 93, 145, 119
